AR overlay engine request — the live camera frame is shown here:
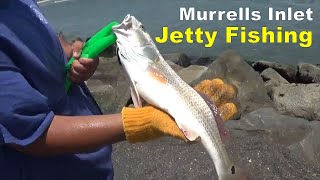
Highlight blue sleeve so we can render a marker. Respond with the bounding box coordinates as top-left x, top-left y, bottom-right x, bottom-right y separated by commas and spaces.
0, 50, 54, 146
